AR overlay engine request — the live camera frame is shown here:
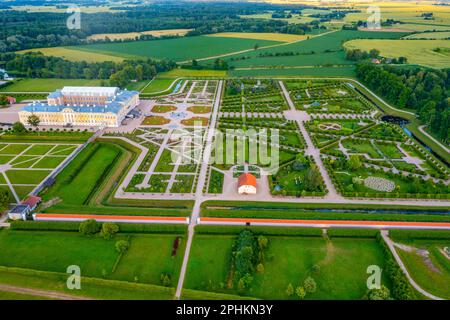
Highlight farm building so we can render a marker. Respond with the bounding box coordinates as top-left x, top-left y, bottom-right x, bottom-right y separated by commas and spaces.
19, 86, 139, 127
237, 173, 257, 195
